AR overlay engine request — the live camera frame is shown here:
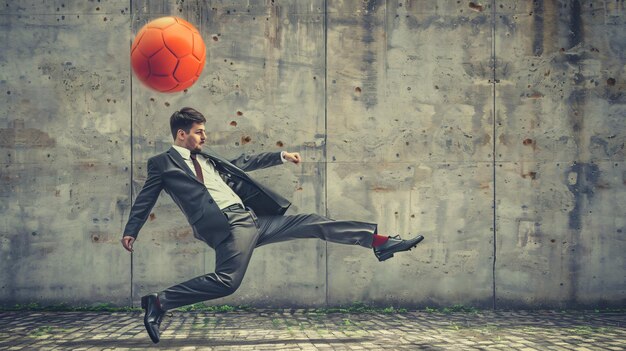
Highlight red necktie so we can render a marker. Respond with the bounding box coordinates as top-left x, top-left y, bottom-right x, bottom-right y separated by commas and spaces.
190, 153, 204, 183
